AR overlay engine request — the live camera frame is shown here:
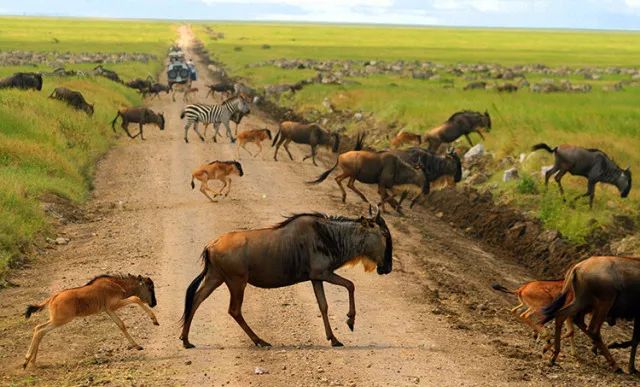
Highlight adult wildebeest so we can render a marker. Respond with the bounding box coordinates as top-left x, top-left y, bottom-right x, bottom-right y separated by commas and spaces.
180, 208, 393, 348
424, 110, 491, 152
497, 83, 518, 92
0, 72, 43, 91
23, 274, 158, 368
463, 81, 487, 90
141, 82, 171, 99
272, 121, 340, 166
532, 143, 631, 208
542, 256, 640, 374
49, 87, 94, 116
391, 147, 462, 206
191, 160, 244, 202
93, 65, 122, 83
126, 77, 153, 93
308, 150, 427, 213
111, 107, 165, 140
205, 82, 235, 99
390, 131, 421, 148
